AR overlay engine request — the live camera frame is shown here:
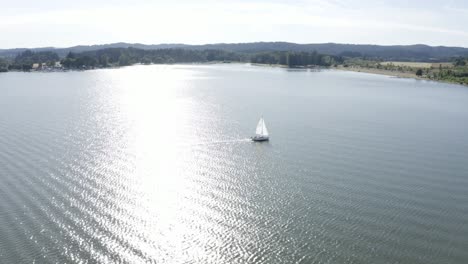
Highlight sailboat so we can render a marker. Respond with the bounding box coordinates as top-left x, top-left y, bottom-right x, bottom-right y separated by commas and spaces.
251, 117, 269, 142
